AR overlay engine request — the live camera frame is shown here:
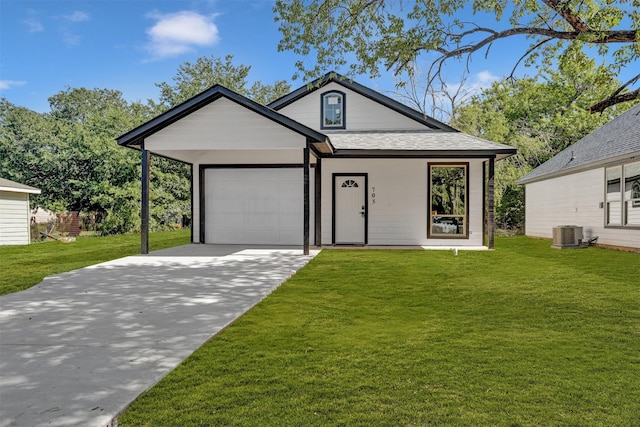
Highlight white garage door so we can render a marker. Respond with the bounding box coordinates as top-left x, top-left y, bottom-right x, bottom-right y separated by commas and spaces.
204, 168, 314, 245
